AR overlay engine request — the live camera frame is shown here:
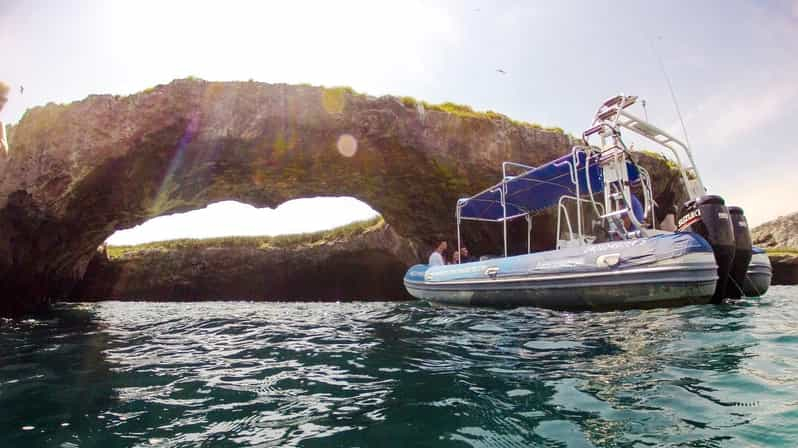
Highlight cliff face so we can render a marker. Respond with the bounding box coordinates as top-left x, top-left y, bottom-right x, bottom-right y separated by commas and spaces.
752, 212, 798, 285
768, 254, 798, 285
0, 79, 584, 315
73, 220, 416, 301
752, 212, 798, 250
